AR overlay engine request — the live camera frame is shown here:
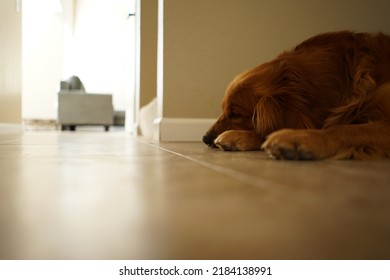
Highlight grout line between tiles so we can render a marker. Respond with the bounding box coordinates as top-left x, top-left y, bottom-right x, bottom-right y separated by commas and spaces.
144, 142, 288, 196
142, 142, 348, 212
